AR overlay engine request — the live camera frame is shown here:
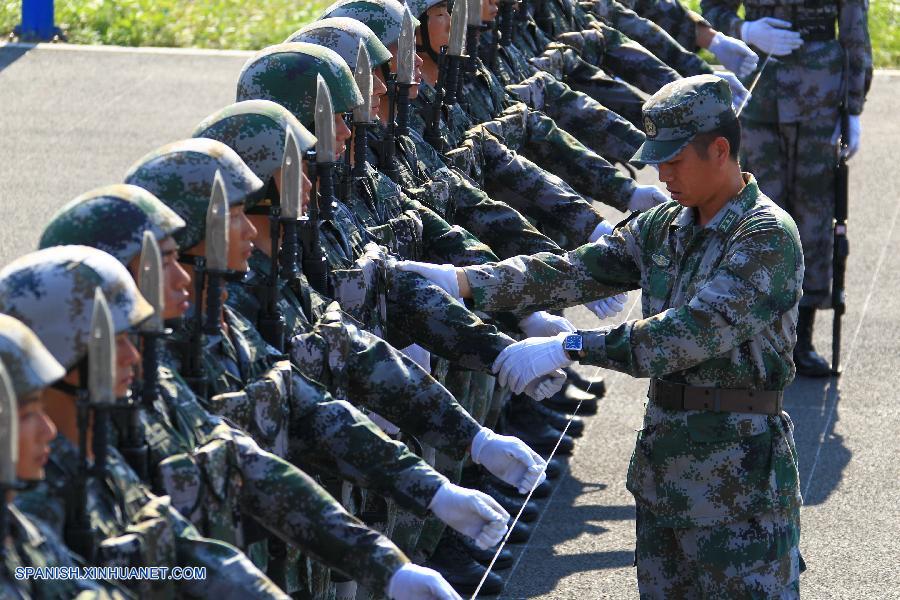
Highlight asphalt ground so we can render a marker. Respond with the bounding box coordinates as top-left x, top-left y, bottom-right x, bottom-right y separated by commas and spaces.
1, 43, 898, 599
